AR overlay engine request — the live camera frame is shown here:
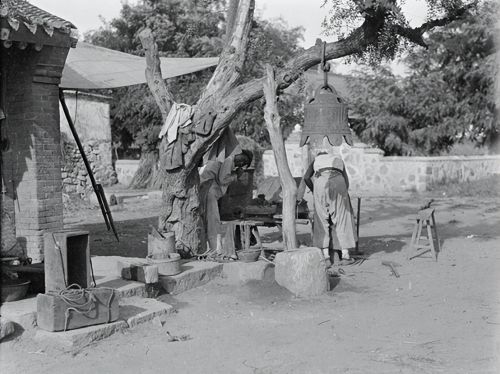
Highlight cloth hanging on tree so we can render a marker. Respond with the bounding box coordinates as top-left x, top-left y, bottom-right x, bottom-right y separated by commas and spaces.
204, 127, 241, 164
159, 103, 194, 144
